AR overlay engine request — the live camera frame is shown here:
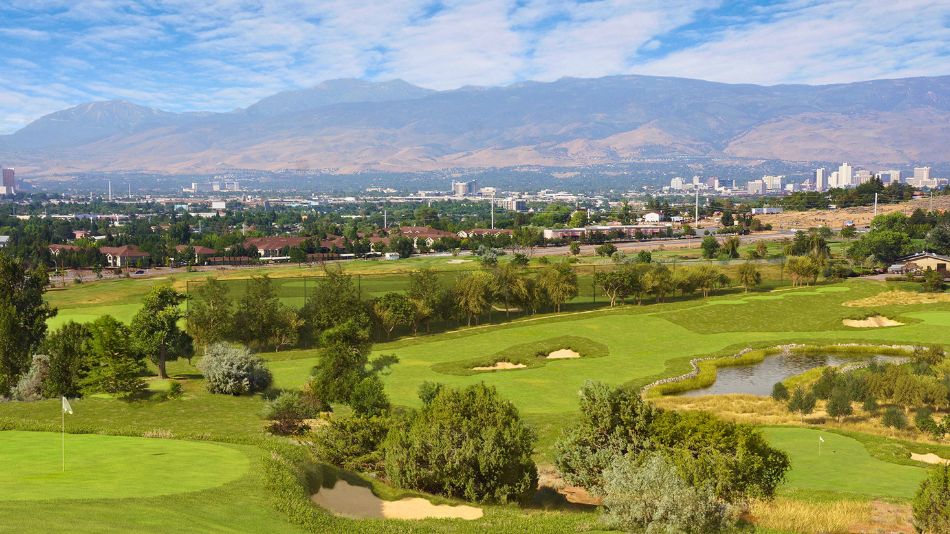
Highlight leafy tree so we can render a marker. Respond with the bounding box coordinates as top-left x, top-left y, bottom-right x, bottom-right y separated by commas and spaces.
12, 355, 50, 401
826, 388, 853, 422
407, 268, 448, 332
636, 250, 652, 264
771, 382, 789, 401
0, 256, 56, 394
373, 292, 415, 339
840, 226, 857, 239
554, 382, 658, 491
198, 342, 271, 395
454, 271, 494, 326
701, 236, 720, 259
131, 285, 192, 378
537, 262, 578, 312
299, 267, 365, 346
84, 315, 146, 397
847, 229, 913, 265
491, 263, 528, 318
595, 243, 617, 257
187, 277, 234, 352
693, 265, 728, 298
384, 383, 537, 503
288, 246, 307, 265
925, 224, 950, 255
787, 256, 821, 286
513, 226, 544, 256
569, 241, 580, 255
736, 262, 762, 293
894, 374, 924, 413
913, 464, 950, 533
721, 235, 741, 258
862, 395, 879, 414
41, 321, 91, 398
787, 387, 816, 422
811, 368, 839, 400
417, 381, 444, 405
601, 452, 733, 534
643, 263, 674, 303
